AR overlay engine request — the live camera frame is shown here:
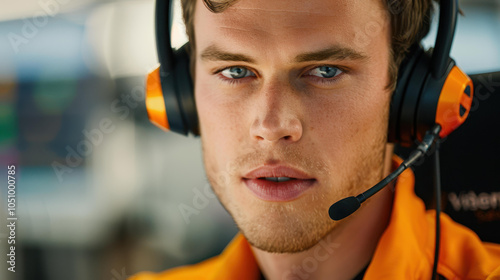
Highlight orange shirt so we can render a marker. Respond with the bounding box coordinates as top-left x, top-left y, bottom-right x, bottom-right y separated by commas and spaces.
130, 159, 500, 280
